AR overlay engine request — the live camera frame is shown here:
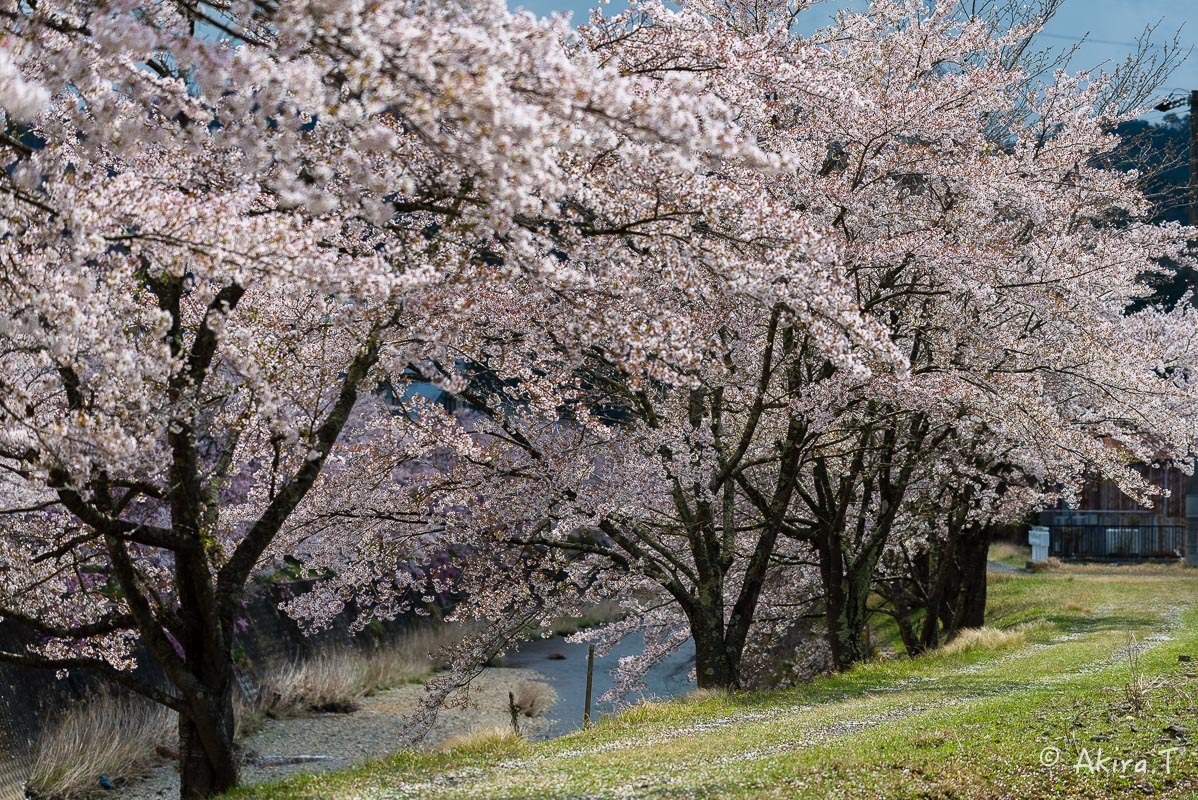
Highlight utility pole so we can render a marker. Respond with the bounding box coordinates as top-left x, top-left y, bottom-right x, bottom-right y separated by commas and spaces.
1186, 90, 1198, 567
1153, 90, 1198, 223
1190, 89, 1198, 226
